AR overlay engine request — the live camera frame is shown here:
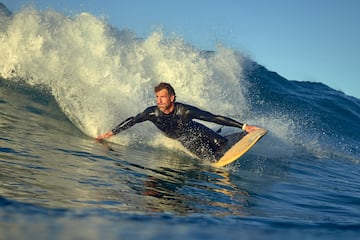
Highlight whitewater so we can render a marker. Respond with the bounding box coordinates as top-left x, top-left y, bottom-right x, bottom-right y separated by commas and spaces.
1, 4, 359, 239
